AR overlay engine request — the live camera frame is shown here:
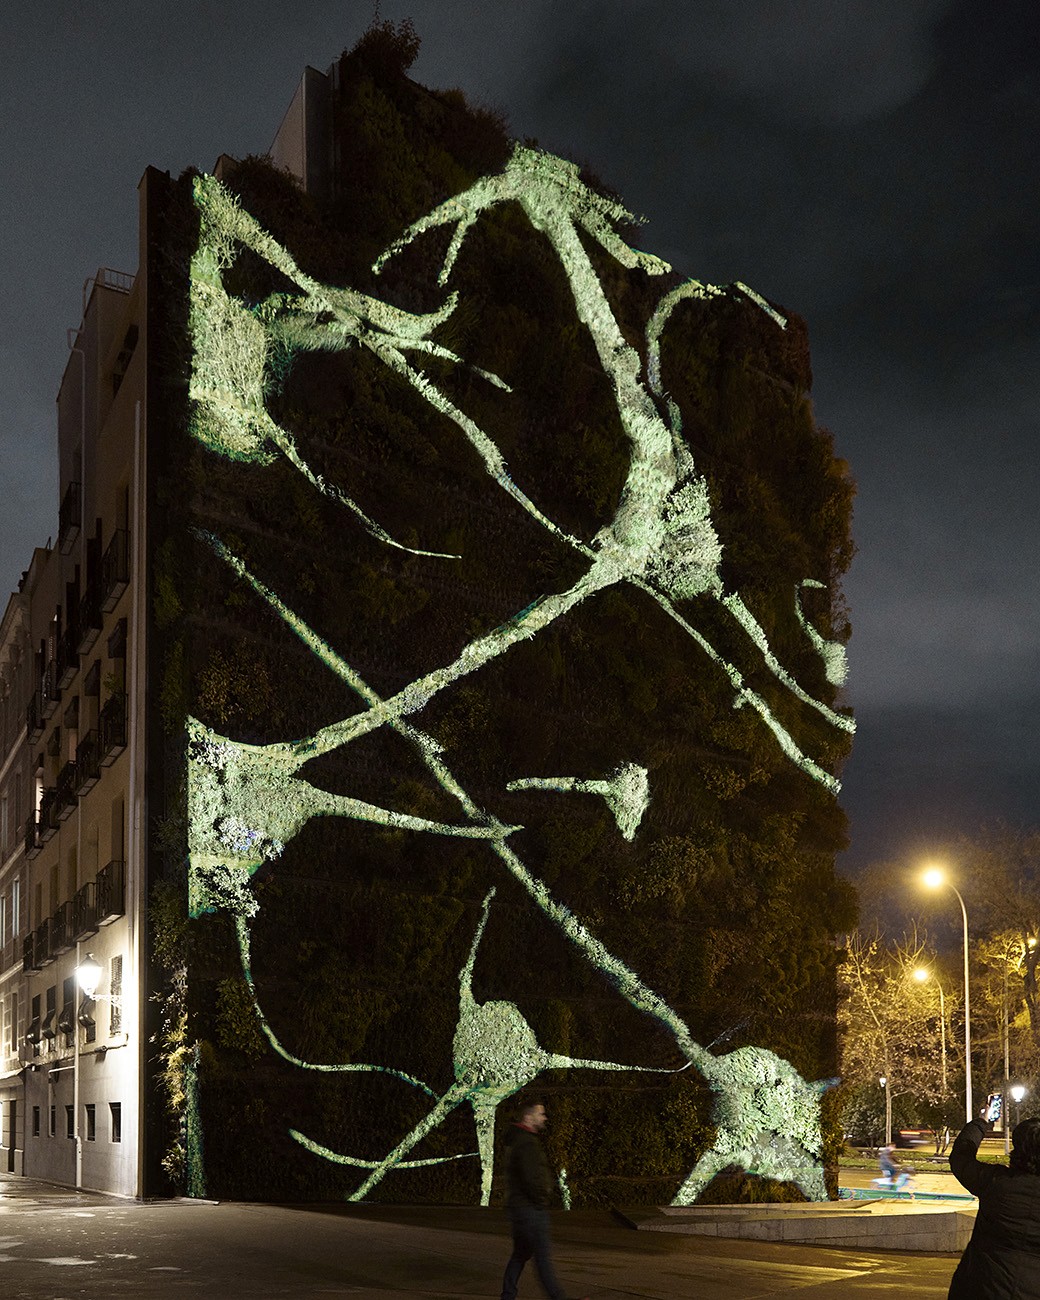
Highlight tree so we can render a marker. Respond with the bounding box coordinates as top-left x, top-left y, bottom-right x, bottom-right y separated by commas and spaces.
954, 827, 1040, 1064
839, 927, 961, 1148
